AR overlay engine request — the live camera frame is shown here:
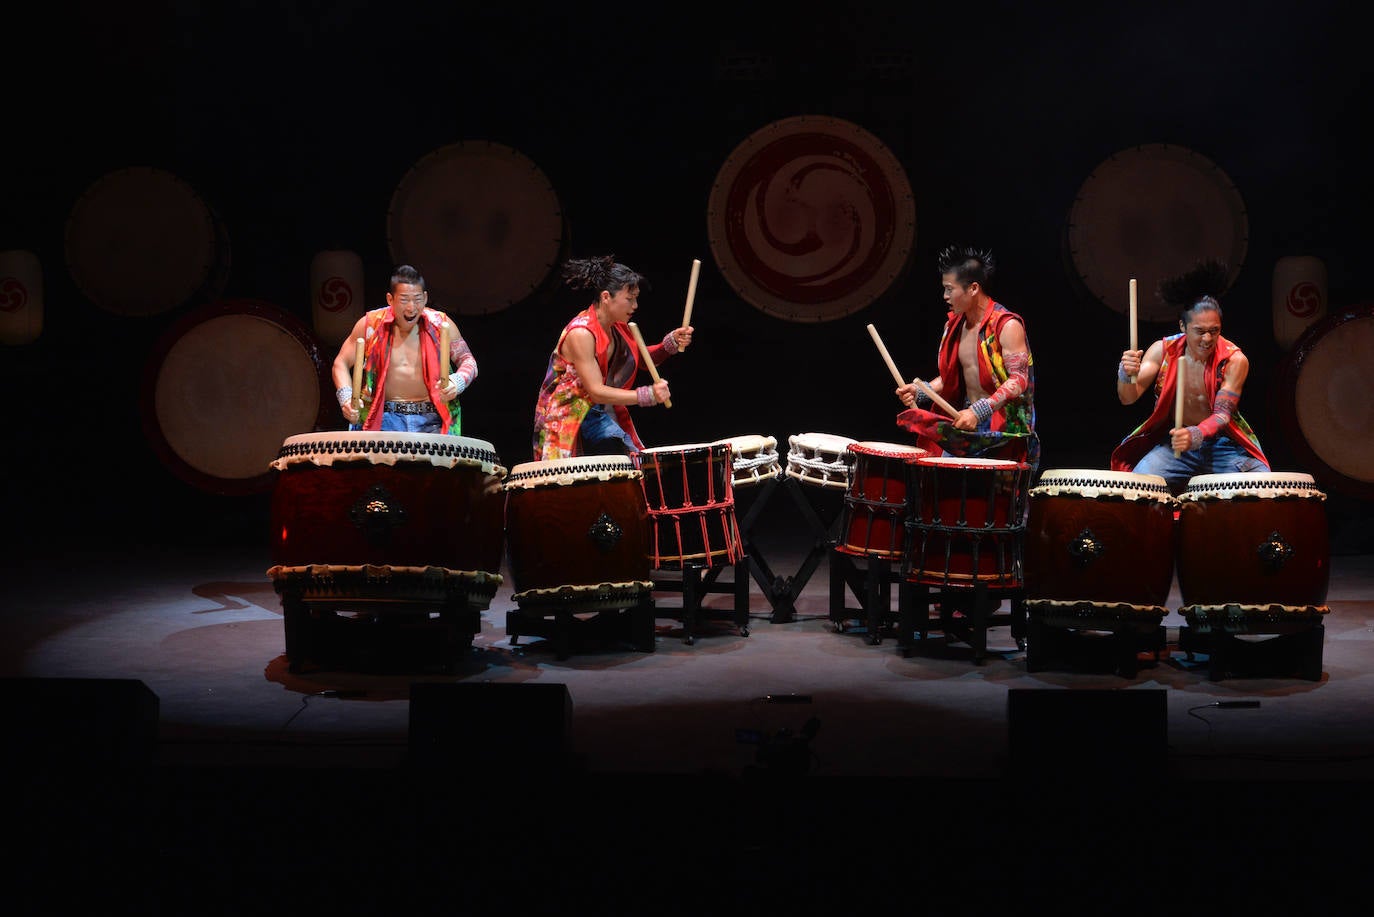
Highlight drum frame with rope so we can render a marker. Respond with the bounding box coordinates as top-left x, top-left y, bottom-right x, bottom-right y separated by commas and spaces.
1022, 469, 1178, 677
265, 431, 507, 674
1175, 472, 1330, 681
